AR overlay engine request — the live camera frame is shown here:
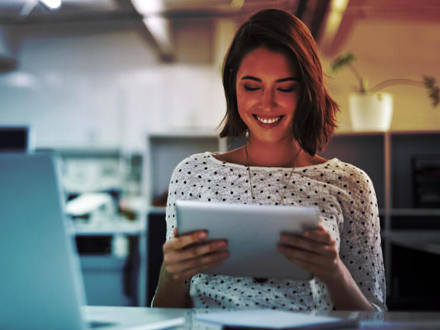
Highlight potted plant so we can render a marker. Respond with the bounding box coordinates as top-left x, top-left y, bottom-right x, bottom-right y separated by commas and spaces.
331, 53, 439, 131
